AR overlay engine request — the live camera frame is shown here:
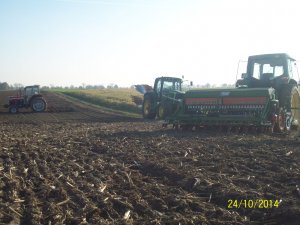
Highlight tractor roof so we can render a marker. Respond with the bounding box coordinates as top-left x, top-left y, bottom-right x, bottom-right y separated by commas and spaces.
24, 85, 40, 88
248, 53, 295, 61
157, 76, 182, 81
